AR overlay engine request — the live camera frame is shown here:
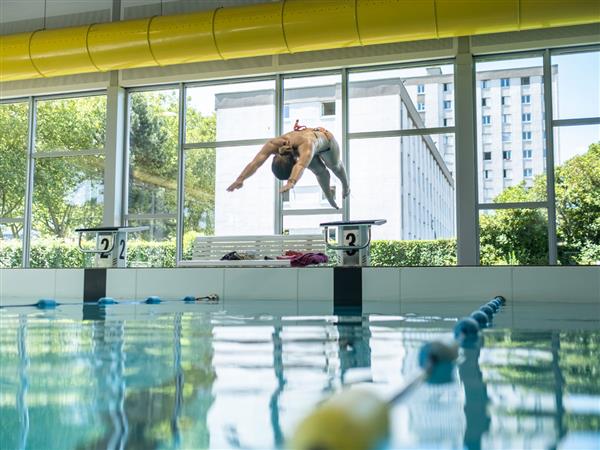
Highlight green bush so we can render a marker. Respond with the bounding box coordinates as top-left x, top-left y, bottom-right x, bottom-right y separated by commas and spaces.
369, 239, 456, 266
